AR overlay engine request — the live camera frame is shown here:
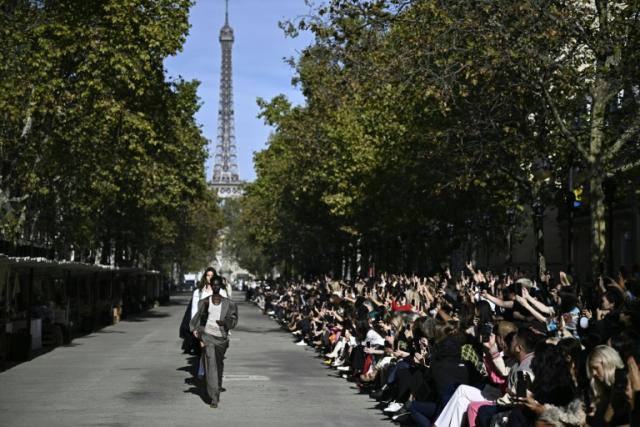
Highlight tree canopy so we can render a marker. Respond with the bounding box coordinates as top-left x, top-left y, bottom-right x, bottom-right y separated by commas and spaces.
232, 0, 640, 280
1, 0, 221, 275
